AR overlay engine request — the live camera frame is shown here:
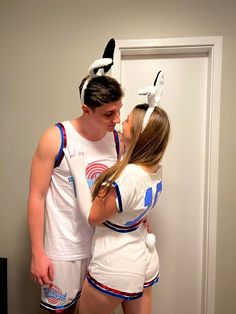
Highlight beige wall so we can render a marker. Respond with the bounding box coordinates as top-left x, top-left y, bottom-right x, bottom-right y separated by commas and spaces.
0, 1, 235, 313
